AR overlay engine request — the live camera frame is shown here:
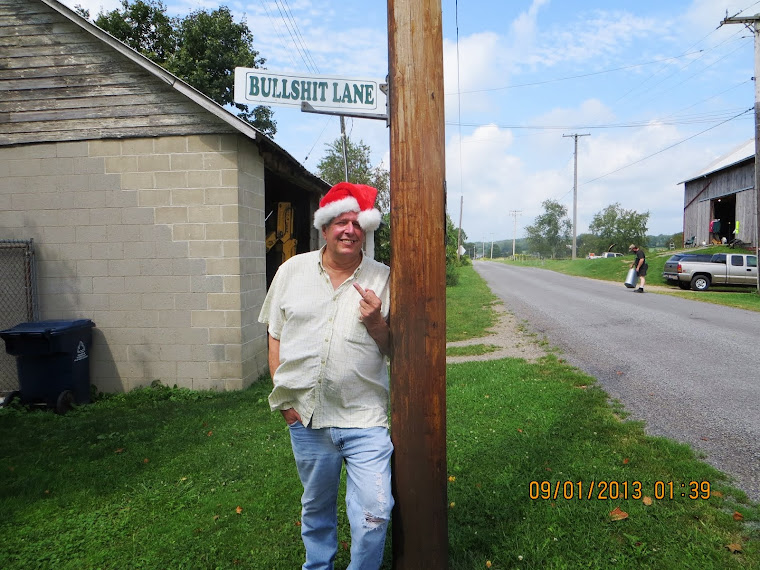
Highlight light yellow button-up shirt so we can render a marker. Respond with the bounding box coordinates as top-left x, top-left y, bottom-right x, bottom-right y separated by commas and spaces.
258, 248, 390, 429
